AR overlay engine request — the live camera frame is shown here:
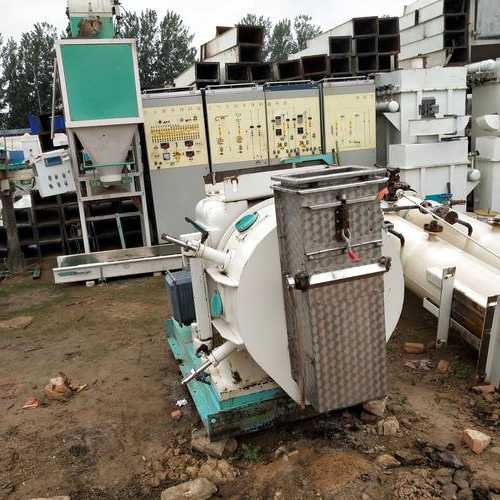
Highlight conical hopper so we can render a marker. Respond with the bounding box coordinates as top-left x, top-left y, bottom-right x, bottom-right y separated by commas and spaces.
75, 124, 137, 183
